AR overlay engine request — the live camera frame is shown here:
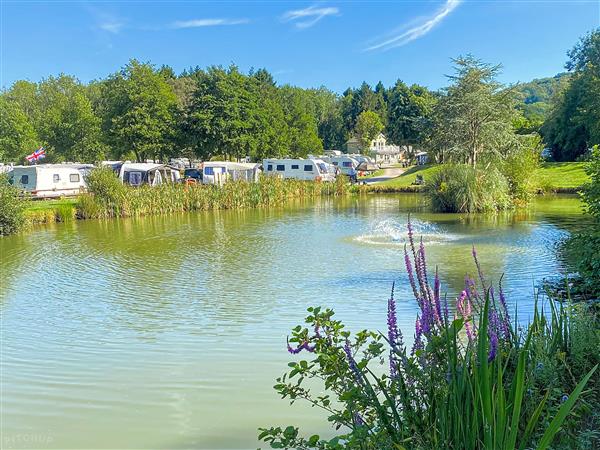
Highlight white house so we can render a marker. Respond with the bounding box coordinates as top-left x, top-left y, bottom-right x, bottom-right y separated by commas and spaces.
345, 133, 405, 165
